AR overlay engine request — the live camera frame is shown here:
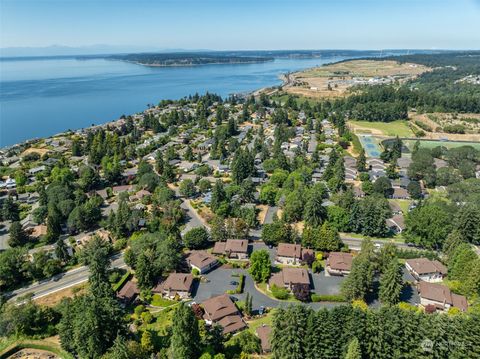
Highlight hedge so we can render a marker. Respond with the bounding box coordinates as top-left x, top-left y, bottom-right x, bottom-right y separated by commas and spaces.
311, 294, 347, 302
112, 271, 131, 292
